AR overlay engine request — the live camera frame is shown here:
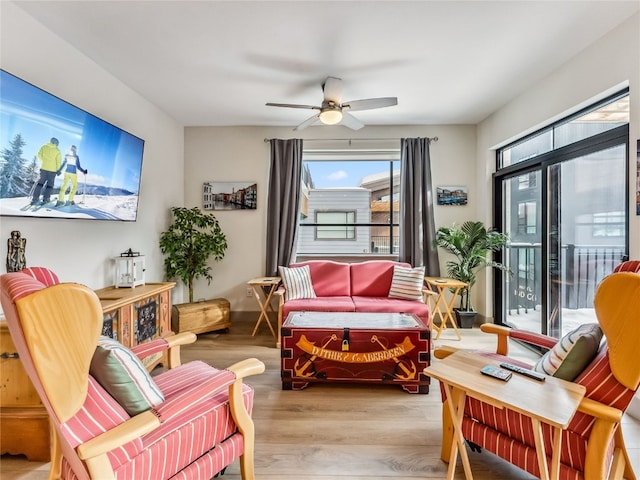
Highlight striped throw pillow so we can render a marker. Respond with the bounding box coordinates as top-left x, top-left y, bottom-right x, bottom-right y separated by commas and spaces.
279, 265, 317, 301
532, 323, 603, 381
90, 336, 164, 416
388, 265, 425, 301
